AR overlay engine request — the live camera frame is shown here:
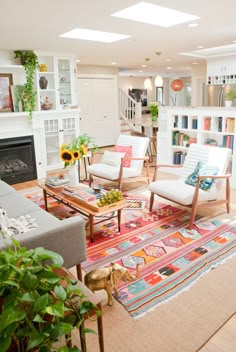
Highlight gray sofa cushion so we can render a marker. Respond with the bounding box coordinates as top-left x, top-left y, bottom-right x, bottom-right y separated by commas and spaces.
0, 180, 87, 270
